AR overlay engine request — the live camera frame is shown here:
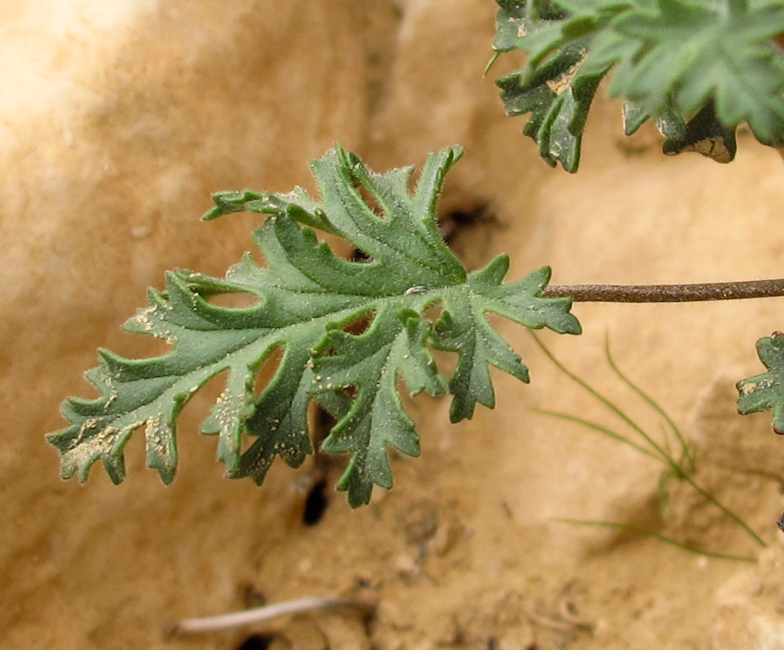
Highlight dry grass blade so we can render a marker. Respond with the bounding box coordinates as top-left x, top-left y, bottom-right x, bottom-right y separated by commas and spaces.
166, 597, 375, 636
